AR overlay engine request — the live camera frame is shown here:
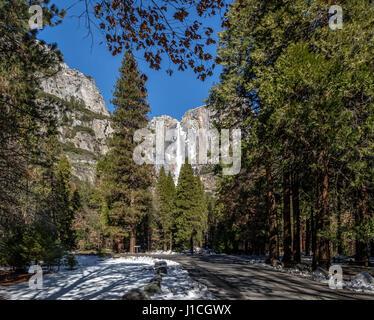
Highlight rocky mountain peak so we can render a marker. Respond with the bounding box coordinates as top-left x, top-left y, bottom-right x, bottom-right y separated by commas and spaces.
40, 62, 113, 184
